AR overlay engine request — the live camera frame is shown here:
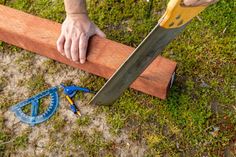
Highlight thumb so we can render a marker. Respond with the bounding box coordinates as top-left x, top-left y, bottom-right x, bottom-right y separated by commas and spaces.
95, 27, 106, 38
